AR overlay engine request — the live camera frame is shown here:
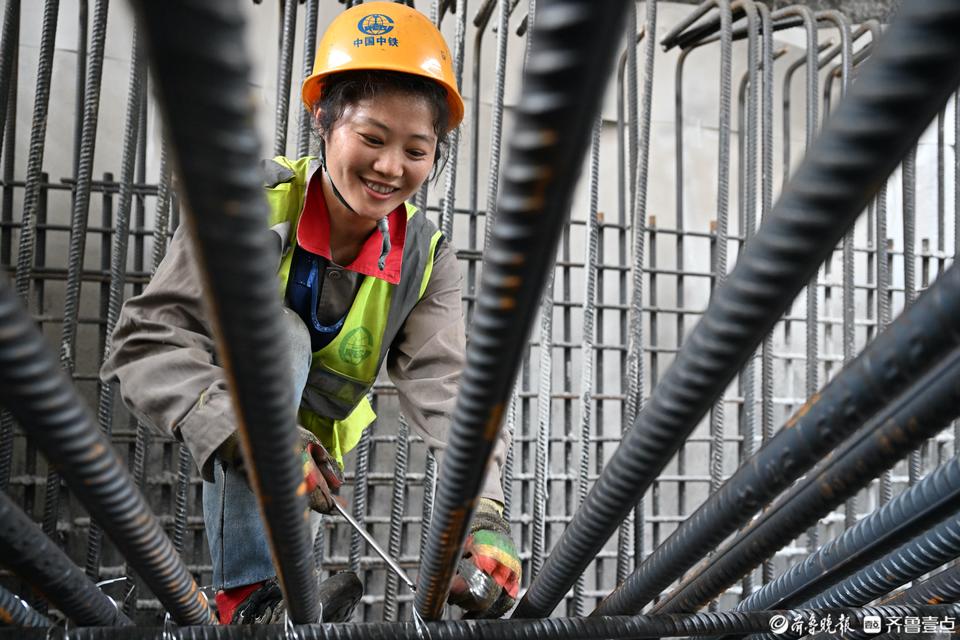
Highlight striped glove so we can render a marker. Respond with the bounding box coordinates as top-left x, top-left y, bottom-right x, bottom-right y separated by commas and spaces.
448, 498, 521, 618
